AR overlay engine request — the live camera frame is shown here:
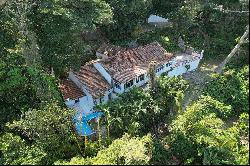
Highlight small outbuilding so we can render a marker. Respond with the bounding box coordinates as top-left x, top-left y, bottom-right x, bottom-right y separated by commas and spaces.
147, 14, 170, 26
